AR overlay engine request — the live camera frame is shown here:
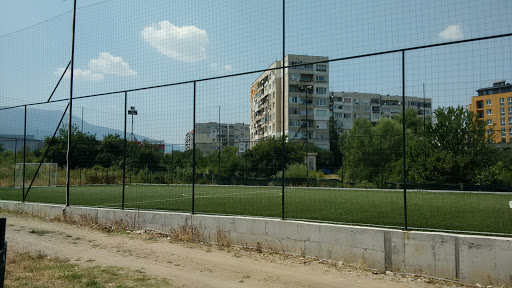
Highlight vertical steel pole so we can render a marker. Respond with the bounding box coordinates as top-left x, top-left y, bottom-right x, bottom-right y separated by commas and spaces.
402, 50, 408, 230
305, 89, 309, 187
423, 83, 426, 182
218, 106, 221, 177
281, 0, 286, 220
122, 92, 127, 210
22, 106, 27, 202
13, 138, 17, 189
171, 144, 174, 184
66, 0, 77, 207
0, 217, 5, 287
192, 81, 196, 214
